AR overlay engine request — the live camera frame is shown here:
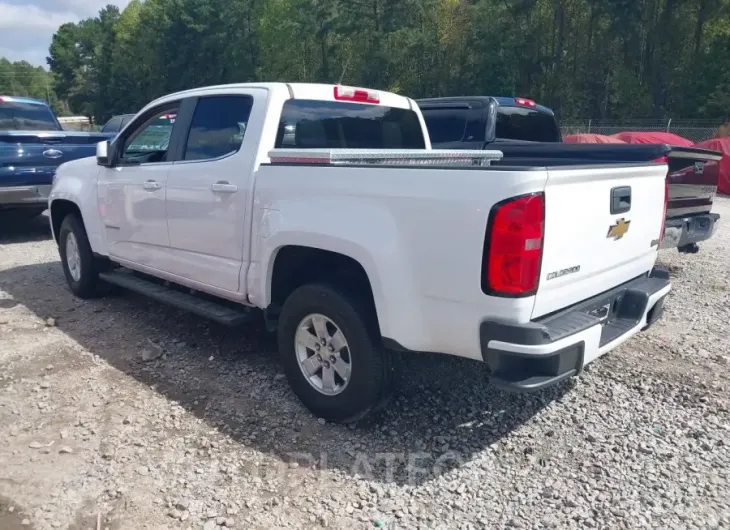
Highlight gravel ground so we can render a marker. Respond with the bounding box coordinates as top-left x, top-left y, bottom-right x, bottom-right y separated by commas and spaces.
1, 200, 729, 530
